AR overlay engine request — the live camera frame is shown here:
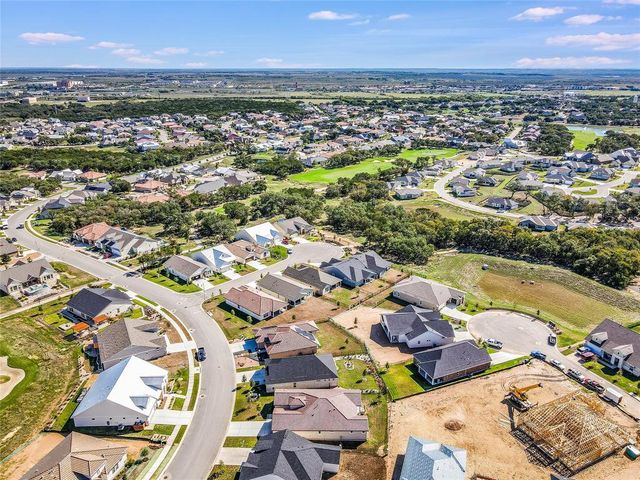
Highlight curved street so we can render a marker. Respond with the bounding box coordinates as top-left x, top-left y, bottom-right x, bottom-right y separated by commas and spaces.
5, 199, 343, 480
